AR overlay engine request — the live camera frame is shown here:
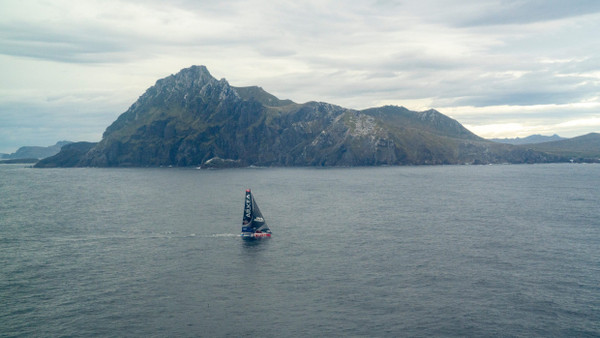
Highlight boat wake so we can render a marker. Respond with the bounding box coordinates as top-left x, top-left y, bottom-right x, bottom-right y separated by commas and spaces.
208, 233, 239, 238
